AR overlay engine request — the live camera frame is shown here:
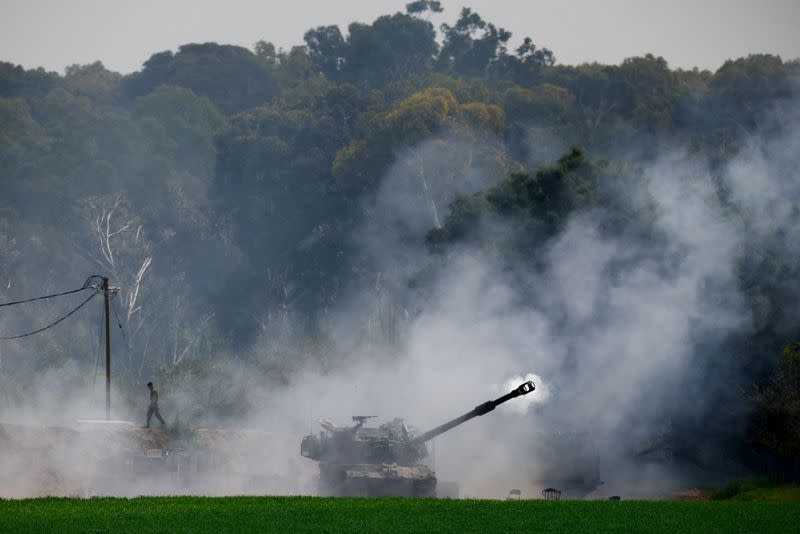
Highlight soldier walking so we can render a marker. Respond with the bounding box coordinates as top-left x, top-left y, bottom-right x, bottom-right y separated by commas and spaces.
145, 381, 166, 428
